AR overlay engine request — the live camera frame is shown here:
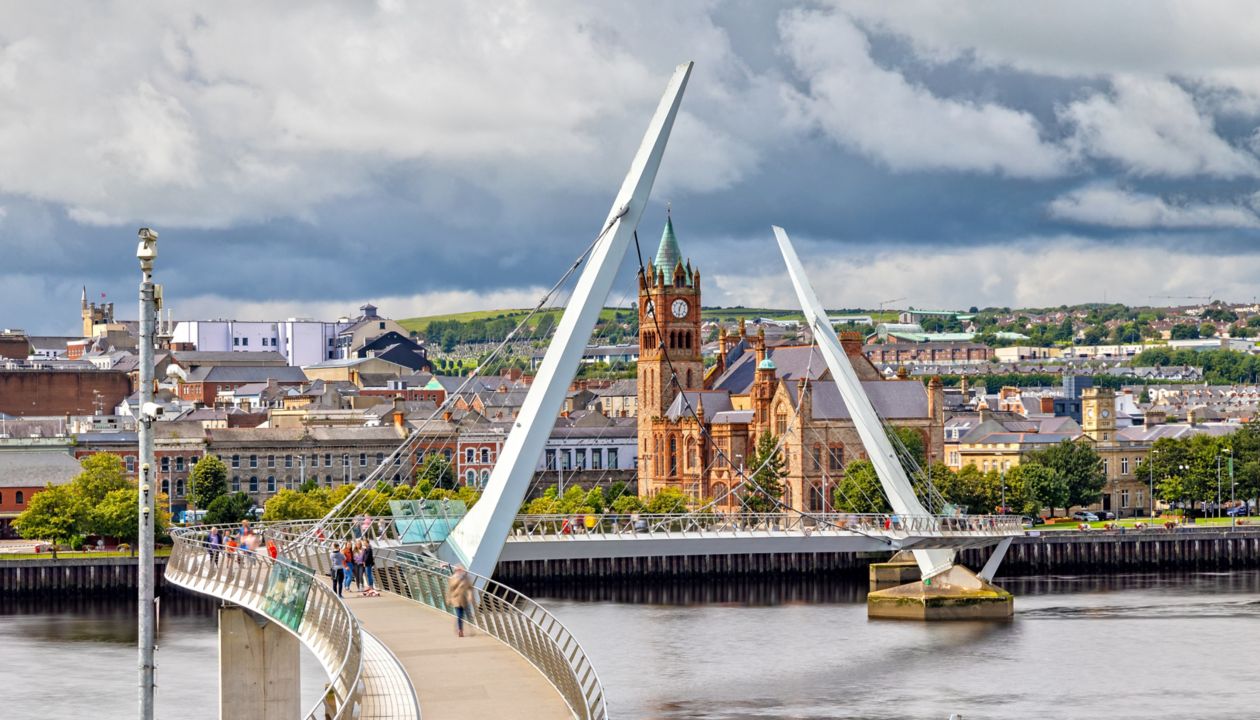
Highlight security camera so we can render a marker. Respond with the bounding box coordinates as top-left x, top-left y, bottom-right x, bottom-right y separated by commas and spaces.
141, 402, 164, 420
136, 227, 158, 263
